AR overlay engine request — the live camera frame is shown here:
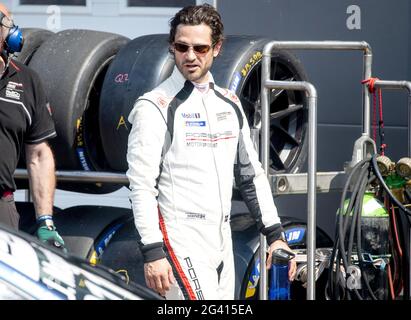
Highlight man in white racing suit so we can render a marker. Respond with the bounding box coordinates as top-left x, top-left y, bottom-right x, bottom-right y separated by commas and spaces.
126, 4, 296, 300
